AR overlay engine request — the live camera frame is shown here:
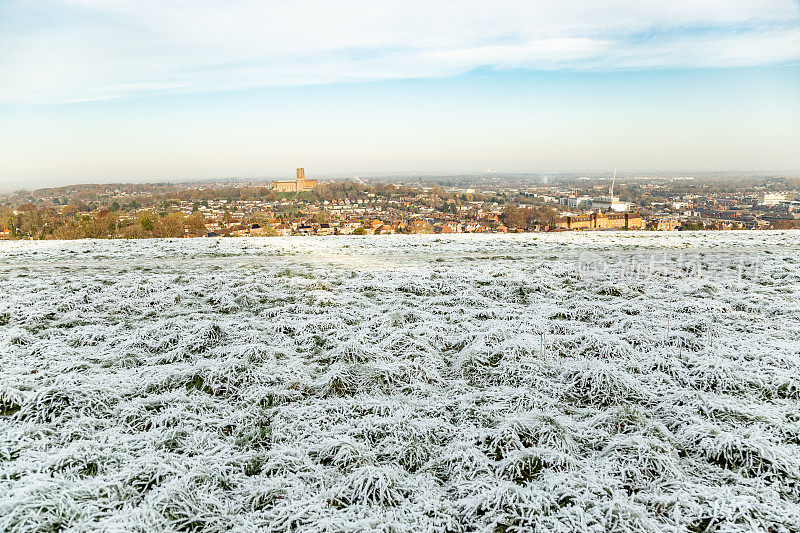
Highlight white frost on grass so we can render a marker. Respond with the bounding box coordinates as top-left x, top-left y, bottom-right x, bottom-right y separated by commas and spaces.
1, 232, 799, 531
